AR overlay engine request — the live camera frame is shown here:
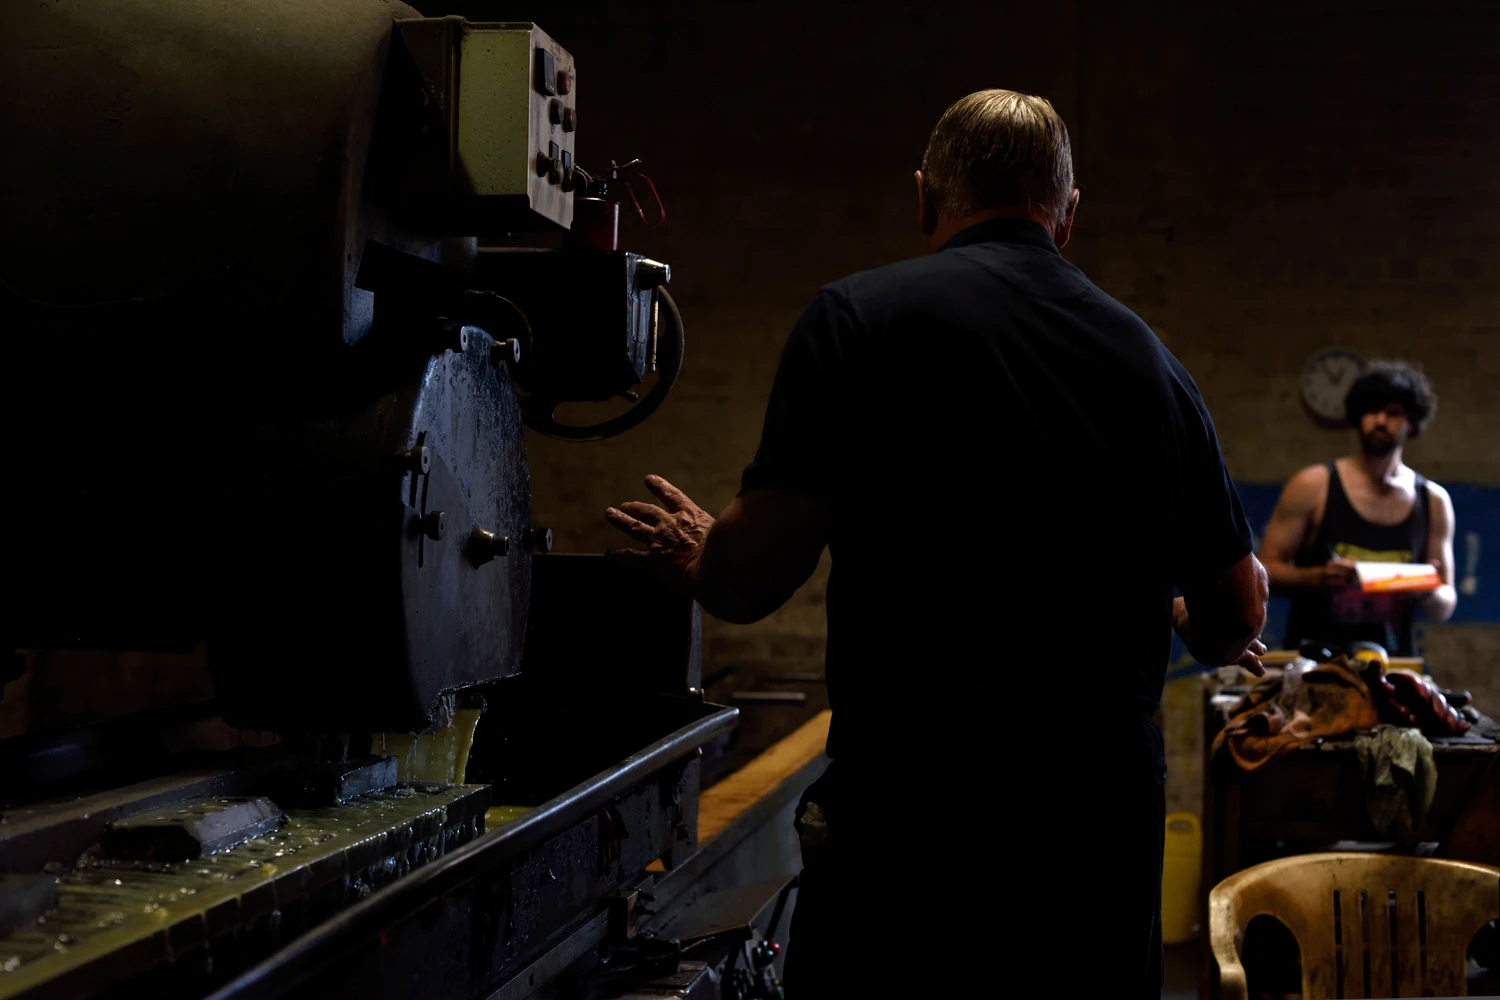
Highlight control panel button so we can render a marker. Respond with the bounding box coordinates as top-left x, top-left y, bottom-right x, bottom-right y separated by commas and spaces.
535, 149, 551, 177
562, 107, 577, 132
549, 99, 563, 125
557, 71, 572, 96
535, 48, 556, 96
